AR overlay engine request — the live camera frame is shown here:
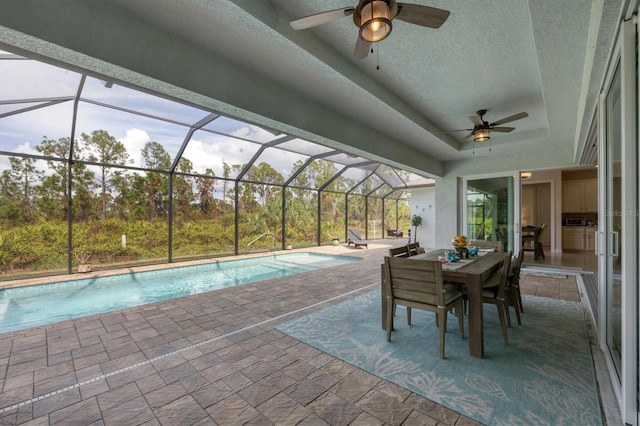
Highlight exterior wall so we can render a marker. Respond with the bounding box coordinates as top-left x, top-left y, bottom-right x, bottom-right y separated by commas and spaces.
409, 186, 436, 248
434, 176, 459, 249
